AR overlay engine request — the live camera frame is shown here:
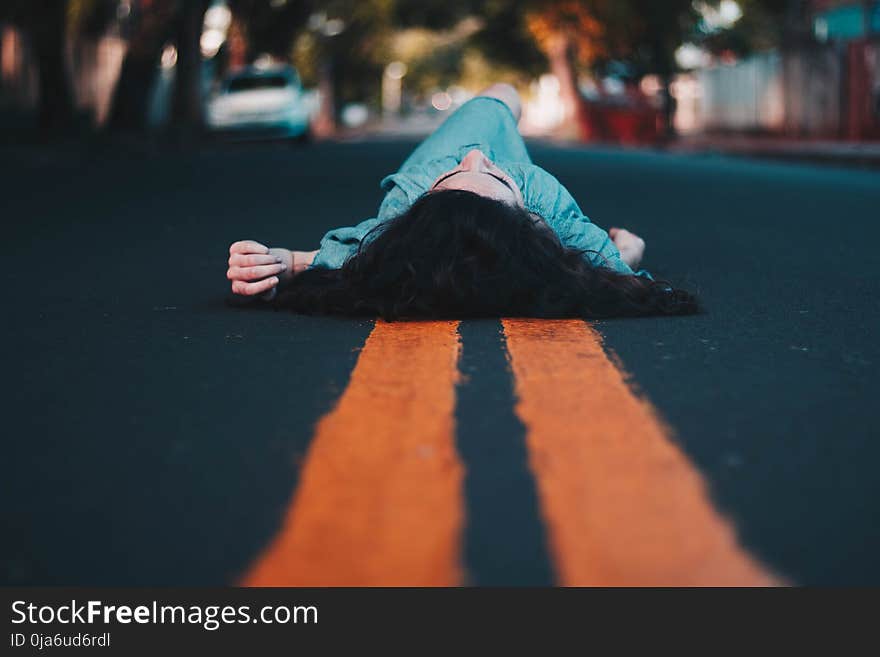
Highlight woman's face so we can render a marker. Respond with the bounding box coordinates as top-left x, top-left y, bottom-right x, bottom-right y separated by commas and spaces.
429, 149, 525, 208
